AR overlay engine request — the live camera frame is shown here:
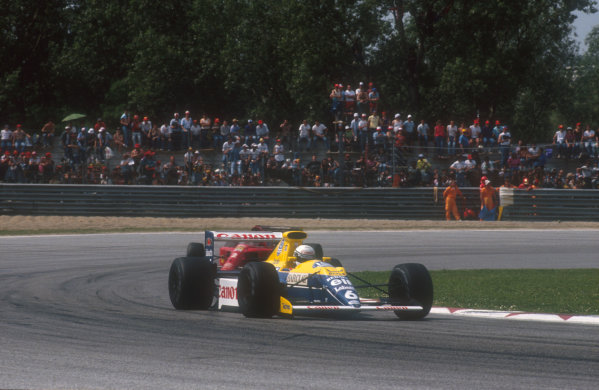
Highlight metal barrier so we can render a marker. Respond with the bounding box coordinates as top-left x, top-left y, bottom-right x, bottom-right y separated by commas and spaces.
0, 184, 480, 219
499, 188, 599, 221
1, 184, 597, 221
